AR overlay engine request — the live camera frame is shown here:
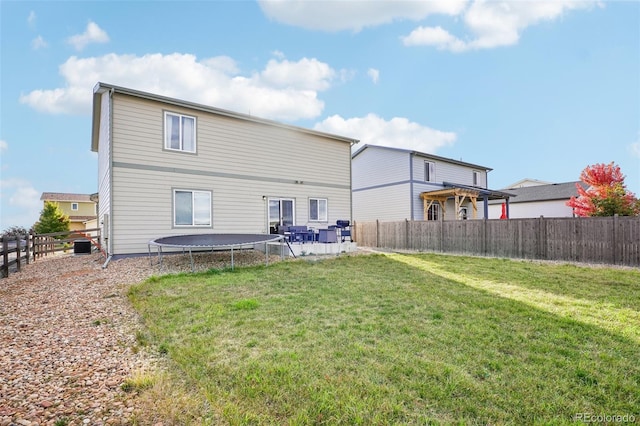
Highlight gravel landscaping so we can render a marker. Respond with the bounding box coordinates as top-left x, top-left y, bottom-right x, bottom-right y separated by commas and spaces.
0, 249, 281, 426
